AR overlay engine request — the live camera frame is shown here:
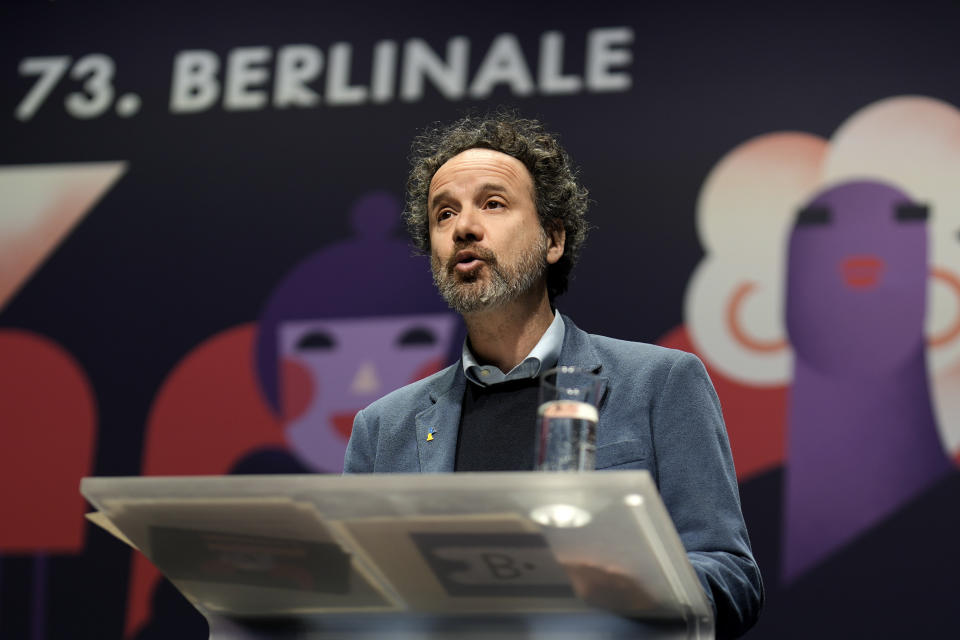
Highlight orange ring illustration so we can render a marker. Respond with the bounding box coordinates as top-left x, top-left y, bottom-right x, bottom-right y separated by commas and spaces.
929, 267, 960, 347
726, 282, 789, 353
